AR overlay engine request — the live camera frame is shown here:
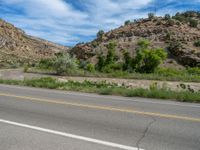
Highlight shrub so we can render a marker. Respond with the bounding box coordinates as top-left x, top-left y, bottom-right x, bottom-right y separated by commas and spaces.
124, 20, 131, 25
137, 39, 150, 49
97, 30, 104, 39
86, 63, 95, 72
122, 51, 132, 71
54, 53, 78, 75
164, 14, 171, 20
148, 13, 155, 20
194, 40, 200, 47
23, 64, 29, 73
134, 48, 167, 73
102, 63, 122, 73
79, 60, 88, 69
187, 67, 200, 75
105, 42, 117, 65
168, 42, 182, 53
189, 19, 198, 27
96, 53, 106, 71
173, 15, 186, 22
38, 58, 55, 70
166, 19, 175, 26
